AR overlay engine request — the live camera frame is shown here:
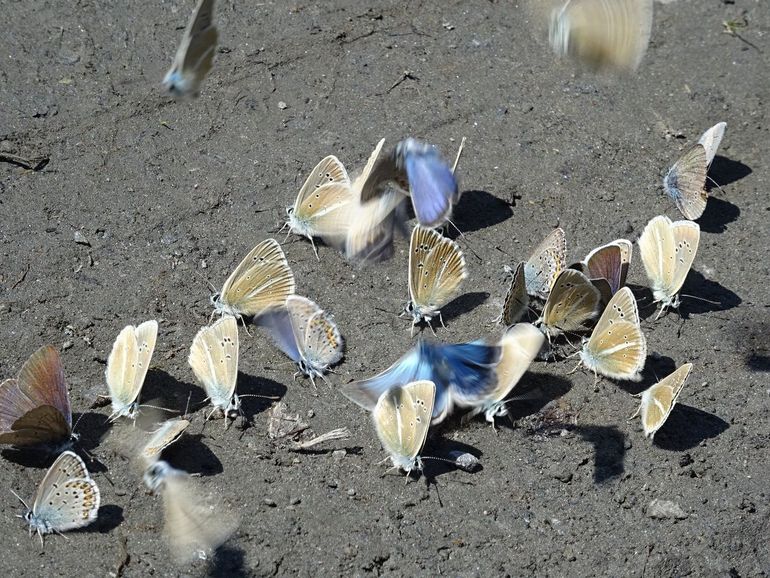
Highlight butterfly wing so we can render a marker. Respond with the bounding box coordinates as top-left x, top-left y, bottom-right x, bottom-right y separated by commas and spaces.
501, 262, 529, 325
352, 139, 387, 193
106, 321, 158, 416
669, 220, 700, 299
255, 306, 301, 363
291, 156, 353, 240
583, 241, 630, 295
524, 228, 567, 299
664, 144, 708, 220
635, 363, 692, 438
540, 269, 601, 336
294, 156, 350, 211
218, 238, 295, 317
697, 122, 726, 167
32, 451, 99, 532
550, 0, 653, 72
284, 296, 344, 371
638, 215, 675, 302
0, 405, 72, 446
141, 418, 191, 467
340, 346, 428, 411
401, 141, 458, 228
188, 316, 239, 410
373, 380, 435, 470
408, 226, 467, 316
16, 345, 71, 426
